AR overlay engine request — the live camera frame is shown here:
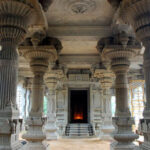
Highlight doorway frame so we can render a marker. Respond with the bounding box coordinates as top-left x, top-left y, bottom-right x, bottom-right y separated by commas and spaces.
68, 88, 90, 124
